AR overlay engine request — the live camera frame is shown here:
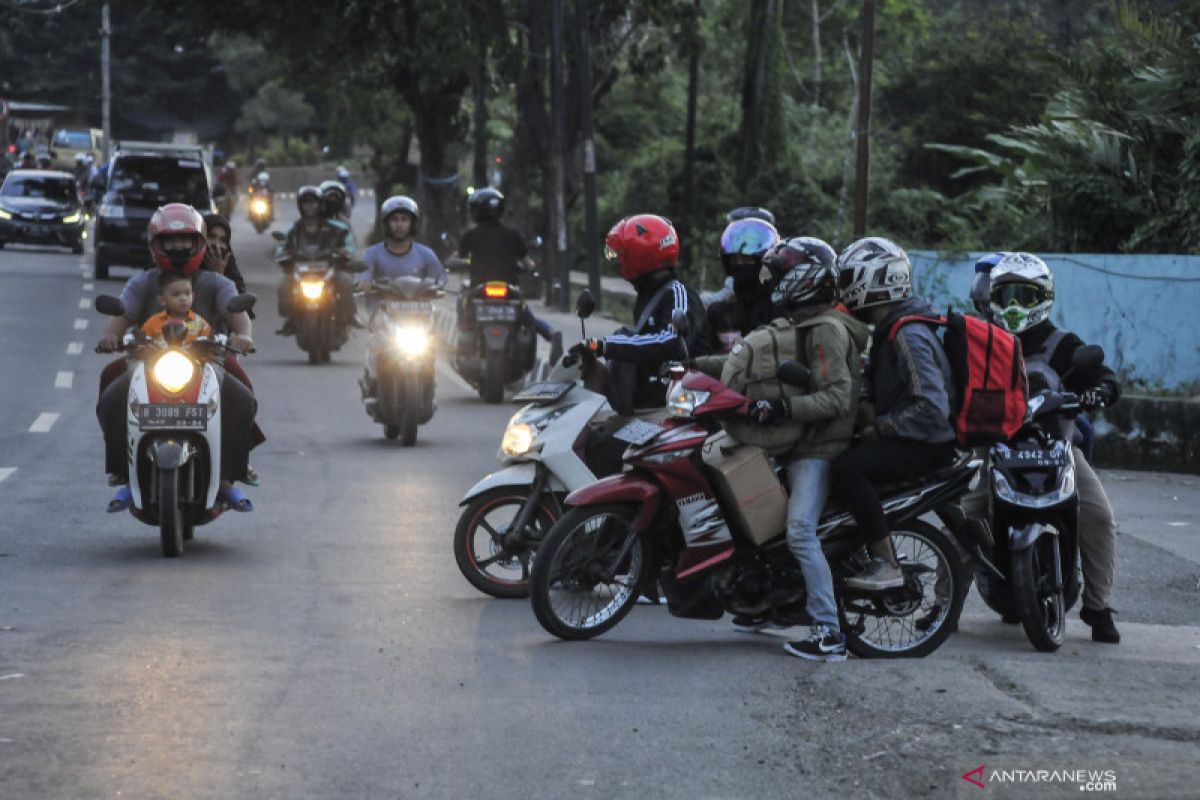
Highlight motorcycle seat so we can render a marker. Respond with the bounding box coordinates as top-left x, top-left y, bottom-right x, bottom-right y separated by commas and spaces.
871, 452, 975, 499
